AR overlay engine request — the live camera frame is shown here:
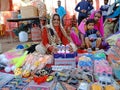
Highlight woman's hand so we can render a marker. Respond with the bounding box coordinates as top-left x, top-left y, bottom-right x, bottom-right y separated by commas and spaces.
69, 45, 74, 52
51, 47, 58, 54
